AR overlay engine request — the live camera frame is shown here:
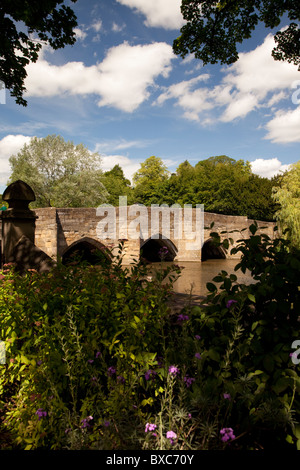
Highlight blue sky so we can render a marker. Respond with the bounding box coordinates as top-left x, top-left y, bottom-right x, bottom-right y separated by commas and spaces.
0, 0, 299, 194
